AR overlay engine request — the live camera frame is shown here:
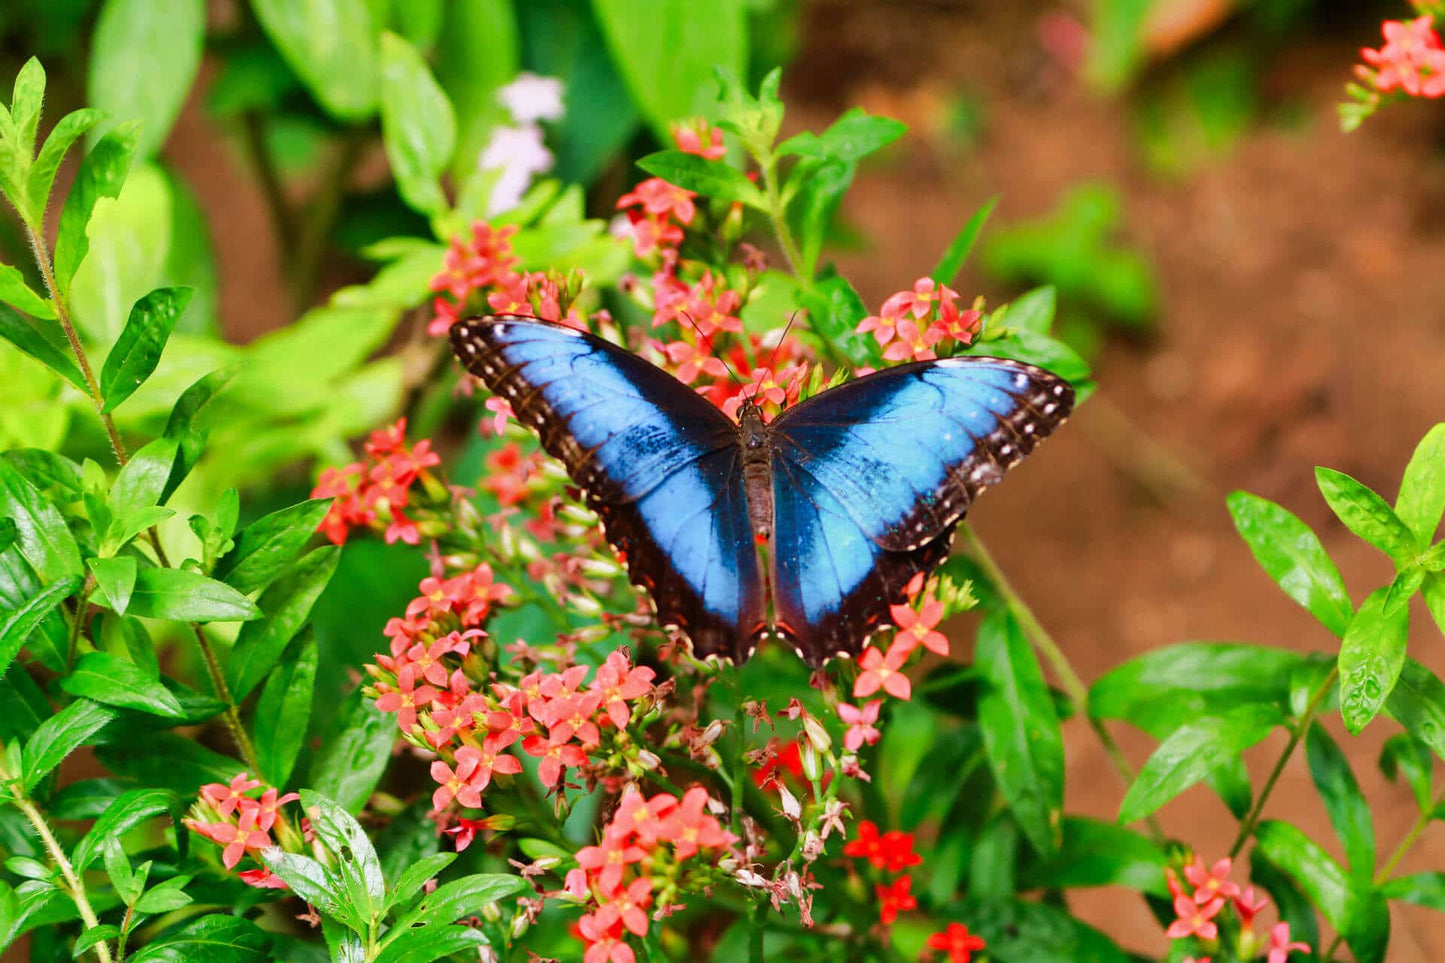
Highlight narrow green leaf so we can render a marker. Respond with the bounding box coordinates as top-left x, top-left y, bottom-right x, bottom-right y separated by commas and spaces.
636, 150, 767, 210
125, 567, 261, 623
378, 31, 456, 215
793, 157, 852, 279
27, 108, 105, 219
53, 122, 140, 293
1379, 733, 1433, 813
1226, 490, 1354, 636
1384, 658, 1445, 761
0, 575, 80, 679
9, 58, 46, 160
22, 699, 118, 790
931, 196, 998, 288
2, 450, 83, 494
1338, 587, 1410, 734
0, 301, 84, 389
976, 609, 1064, 855
0, 262, 55, 319
73, 925, 123, 957
301, 790, 385, 922
260, 849, 347, 921
227, 545, 339, 699
1424, 572, 1445, 637
1383, 564, 1426, 616
375, 927, 488, 963
1381, 872, 1445, 911
94, 731, 241, 796
126, 914, 271, 962
1317, 467, 1419, 567
383, 853, 456, 913
0, 518, 14, 555
307, 689, 397, 814
214, 498, 331, 594
255, 633, 317, 788
87, 0, 205, 158
108, 436, 179, 522
86, 556, 135, 616
394, 873, 527, 930
1089, 641, 1303, 721
1397, 424, 1445, 546
0, 459, 82, 580
778, 107, 907, 163
98, 286, 193, 413
1118, 705, 1279, 824
162, 364, 239, 502
60, 652, 184, 718
252, 0, 379, 120
1305, 723, 1375, 882
72, 788, 173, 873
